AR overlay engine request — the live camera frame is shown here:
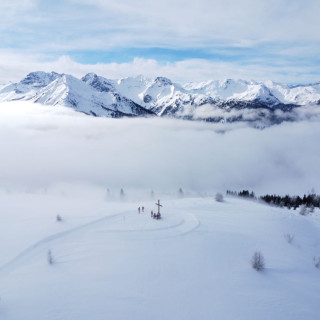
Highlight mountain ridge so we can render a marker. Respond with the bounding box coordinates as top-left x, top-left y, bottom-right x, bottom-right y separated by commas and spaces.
1, 71, 319, 126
